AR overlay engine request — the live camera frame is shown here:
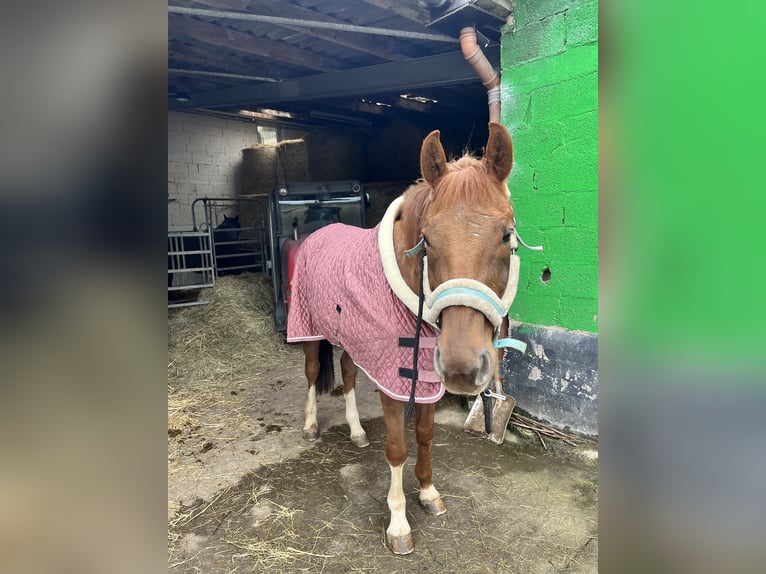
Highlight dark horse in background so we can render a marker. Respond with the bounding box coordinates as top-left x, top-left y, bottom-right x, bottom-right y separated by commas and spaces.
168, 214, 248, 290
287, 123, 518, 554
